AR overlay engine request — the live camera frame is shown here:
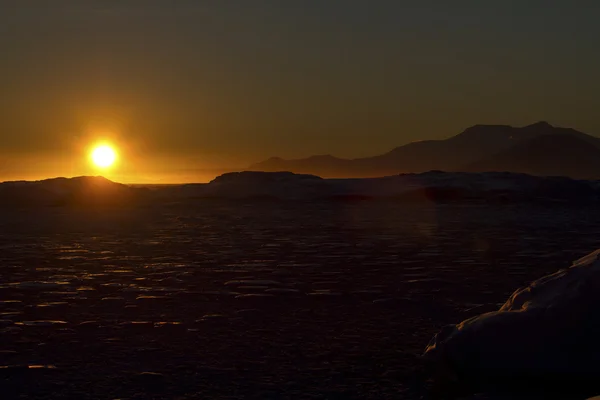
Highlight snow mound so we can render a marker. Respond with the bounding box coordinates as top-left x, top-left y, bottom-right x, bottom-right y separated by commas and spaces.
424, 249, 600, 395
